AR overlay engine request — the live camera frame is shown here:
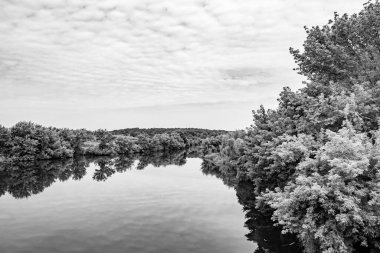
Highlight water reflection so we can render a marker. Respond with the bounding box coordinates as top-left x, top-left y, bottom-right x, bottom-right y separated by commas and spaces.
201, 160, 303, 253
0, 150, 194, 199
0, 151, 252, 253
1, 150, 303, 253
236, 181, 303, 253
